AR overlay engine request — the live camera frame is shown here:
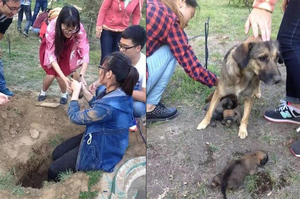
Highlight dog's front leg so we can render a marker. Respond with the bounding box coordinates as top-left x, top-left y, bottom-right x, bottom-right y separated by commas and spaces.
254, 81, 261, 99
238, 97, 254, 139
197, 90, 221, 130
